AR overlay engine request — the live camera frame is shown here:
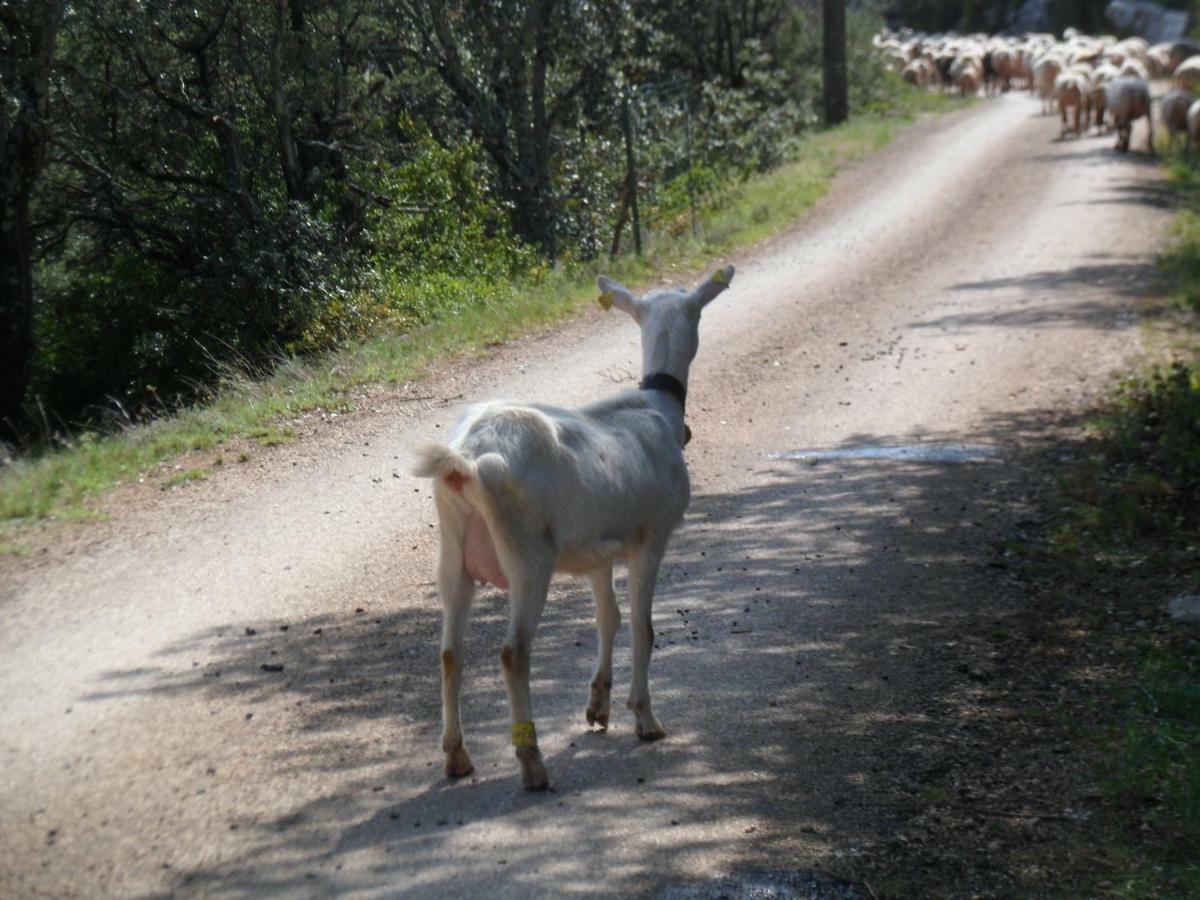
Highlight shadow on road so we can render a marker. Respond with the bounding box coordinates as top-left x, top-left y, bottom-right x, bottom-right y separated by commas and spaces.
1027, 144, 1160, 167
904, 254, 1163, 333
1061, 179, 1183, 210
